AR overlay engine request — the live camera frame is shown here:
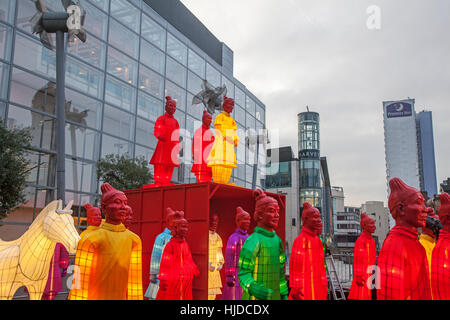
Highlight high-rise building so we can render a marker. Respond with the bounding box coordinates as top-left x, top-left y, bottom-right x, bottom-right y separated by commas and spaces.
383, 99, 437, 227
0, 0, 266, 238
297, 111, 322, 215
